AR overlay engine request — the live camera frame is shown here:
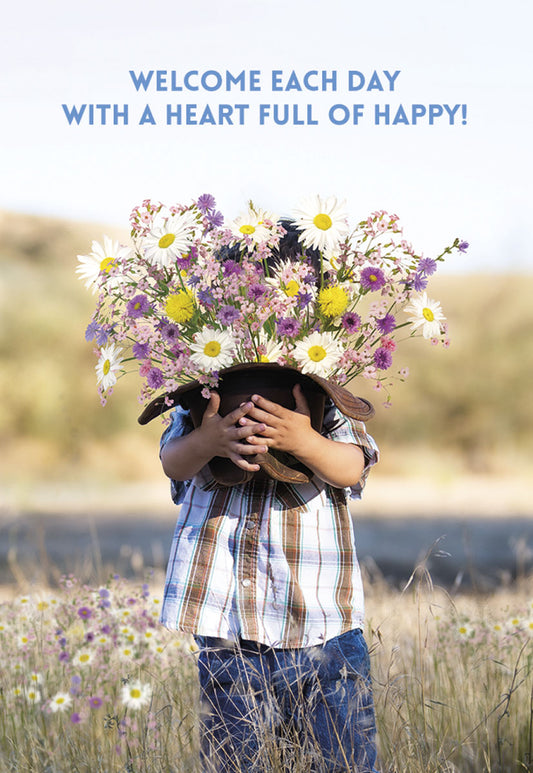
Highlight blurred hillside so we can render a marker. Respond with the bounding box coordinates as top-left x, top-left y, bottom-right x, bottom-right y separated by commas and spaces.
1, 210, 532, 511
